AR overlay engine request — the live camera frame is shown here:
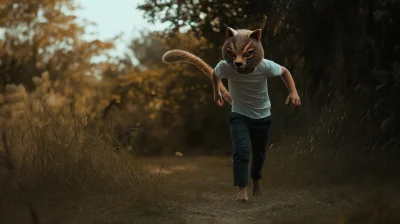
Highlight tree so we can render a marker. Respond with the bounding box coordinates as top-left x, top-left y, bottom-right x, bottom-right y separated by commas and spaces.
0, 0, 116, 91
137, 0, 269, 64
